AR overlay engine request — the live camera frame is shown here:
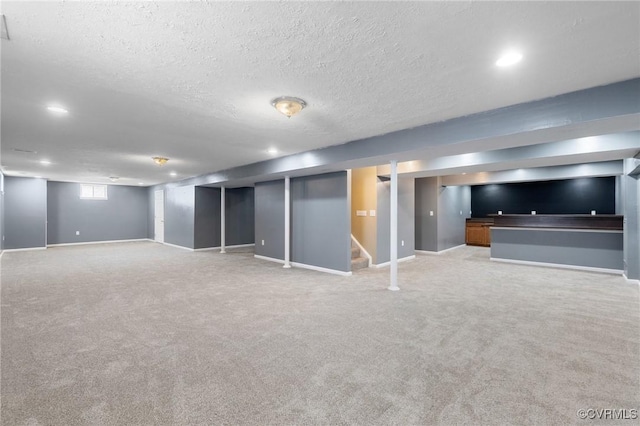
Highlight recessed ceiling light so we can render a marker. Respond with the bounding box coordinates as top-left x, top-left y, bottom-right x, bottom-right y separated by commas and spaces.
46, 105, 68, 114
496, 51, 523, 67
138, 182, 144, 185
109, 176, 119, 182
40, 159, 51, 165
170, 171, 177, 177
267, 147, 278, 155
